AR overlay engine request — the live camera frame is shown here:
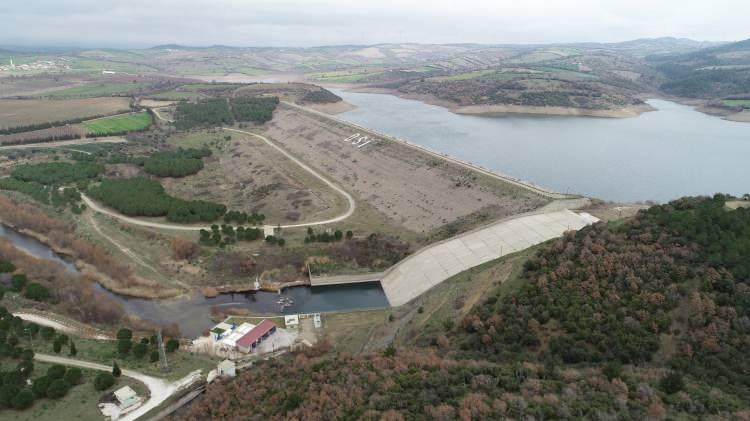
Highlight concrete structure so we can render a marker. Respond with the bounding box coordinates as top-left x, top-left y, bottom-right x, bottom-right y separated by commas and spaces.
310, 272, 385, 286
236, 320, 277, 353
217, 360, 236, 378
313, 313, 322, 329
284, 315, 299, 329
114, 385, 140, 410
381, 209, 599, 306
212, 322, 256, 349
